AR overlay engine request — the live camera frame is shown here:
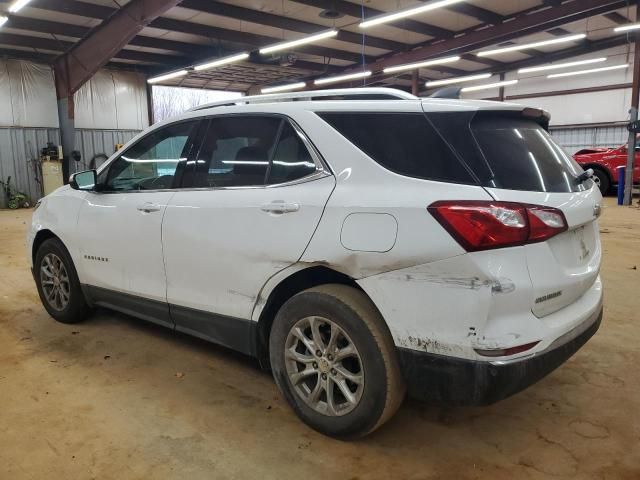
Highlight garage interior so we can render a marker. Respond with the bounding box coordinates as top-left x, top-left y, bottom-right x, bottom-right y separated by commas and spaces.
0, 0, 639, 478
